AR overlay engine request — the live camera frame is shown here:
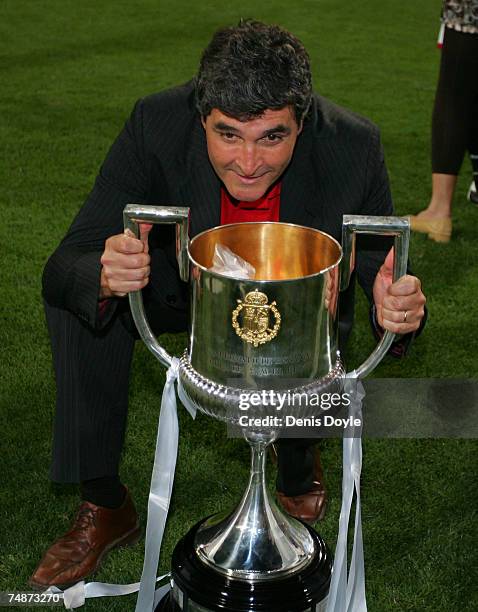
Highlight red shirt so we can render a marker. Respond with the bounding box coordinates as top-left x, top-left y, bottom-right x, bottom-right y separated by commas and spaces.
220, 181, 281, 225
